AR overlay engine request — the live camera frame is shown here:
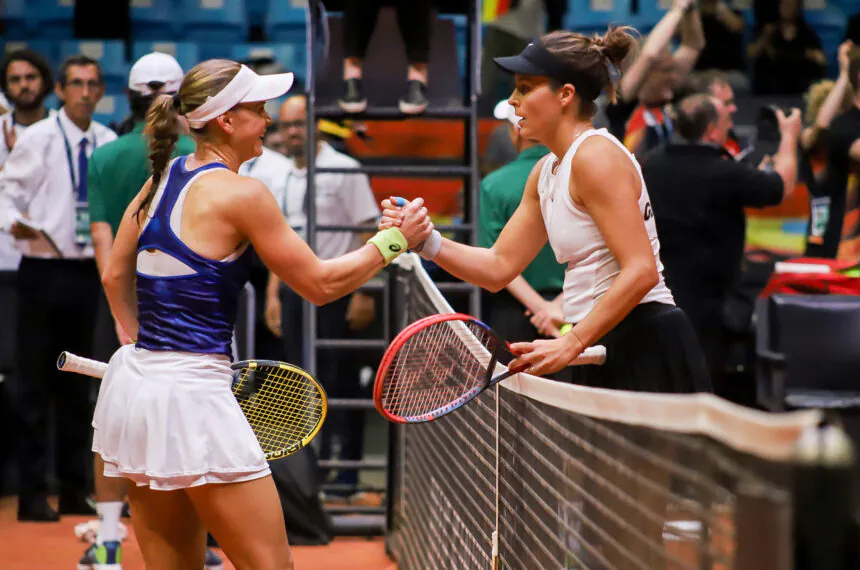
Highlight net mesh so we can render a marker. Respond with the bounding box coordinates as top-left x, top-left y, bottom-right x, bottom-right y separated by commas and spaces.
385, 254, 854, 570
